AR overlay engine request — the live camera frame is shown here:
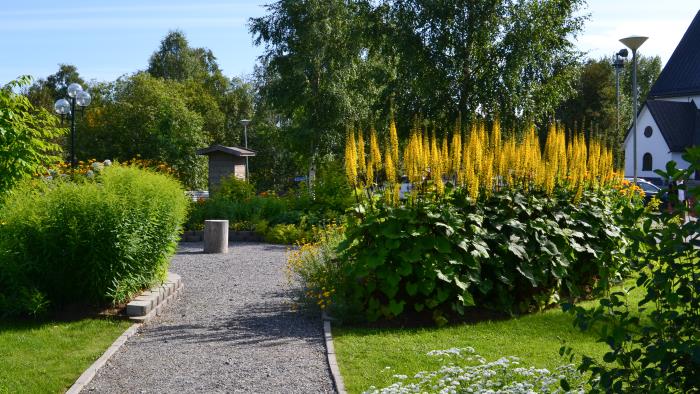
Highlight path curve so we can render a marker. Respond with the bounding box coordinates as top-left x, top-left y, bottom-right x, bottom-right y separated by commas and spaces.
86, 242, 335, 394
